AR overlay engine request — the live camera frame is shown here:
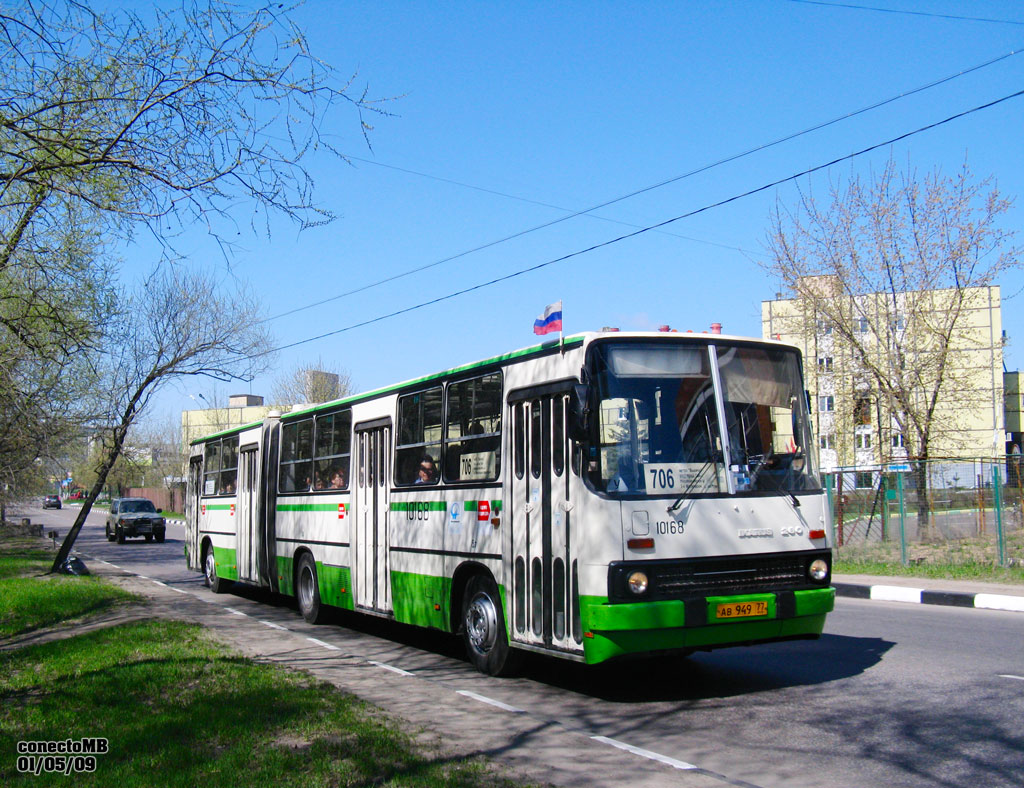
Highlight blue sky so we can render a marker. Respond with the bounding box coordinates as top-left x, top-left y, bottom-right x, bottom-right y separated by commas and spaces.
156, 0, 1024, 419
